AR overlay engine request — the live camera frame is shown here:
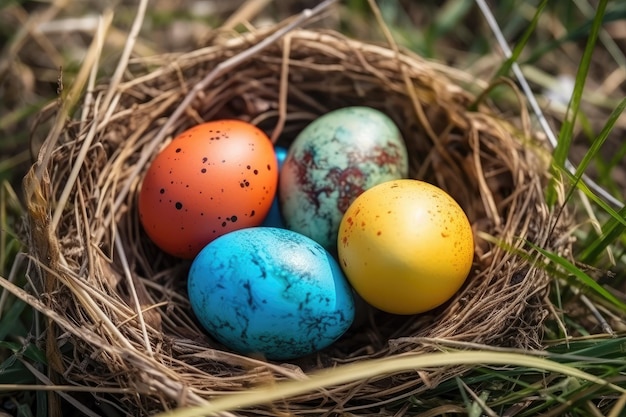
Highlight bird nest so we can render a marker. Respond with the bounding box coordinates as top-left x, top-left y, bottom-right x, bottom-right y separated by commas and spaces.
21, 15, 570, 417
